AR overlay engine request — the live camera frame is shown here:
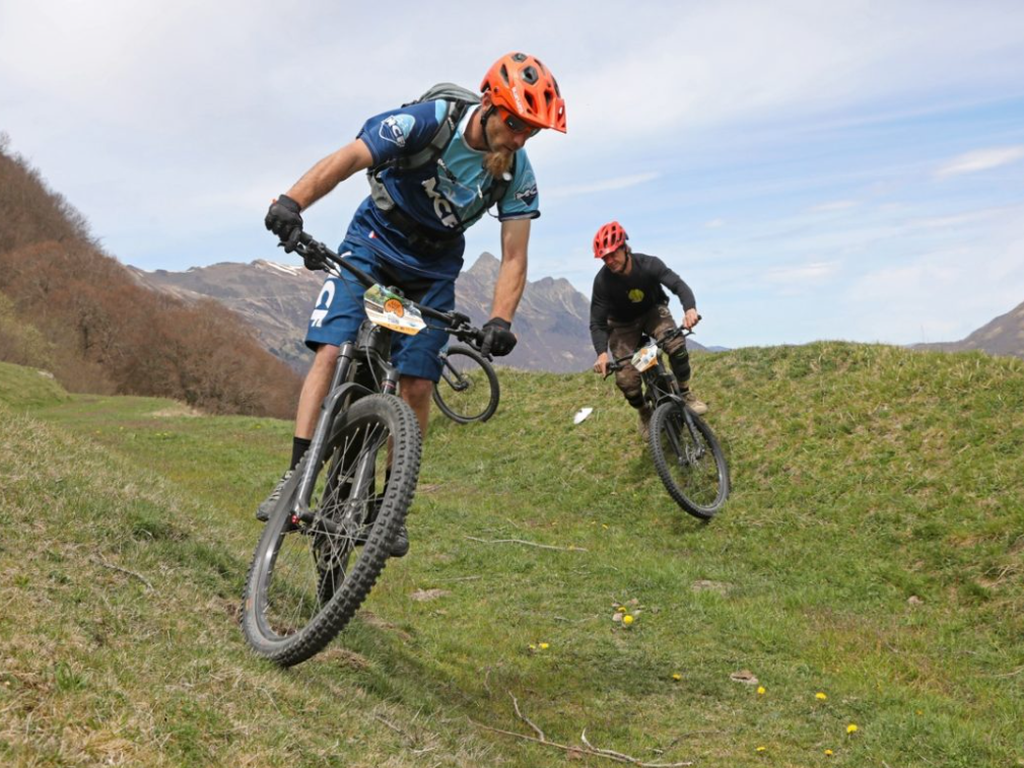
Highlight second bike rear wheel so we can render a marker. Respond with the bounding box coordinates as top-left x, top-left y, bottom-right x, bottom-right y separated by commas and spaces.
649, 401, 729, 520
432, 345, 500, 424
241, 394, 421, 666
